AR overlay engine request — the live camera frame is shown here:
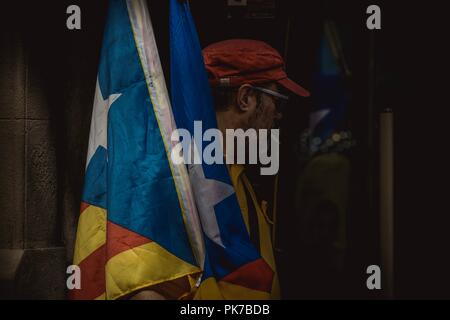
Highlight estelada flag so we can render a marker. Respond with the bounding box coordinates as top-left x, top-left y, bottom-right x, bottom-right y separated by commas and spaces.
169, 0, 278, 299
71, 0, 203, 300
